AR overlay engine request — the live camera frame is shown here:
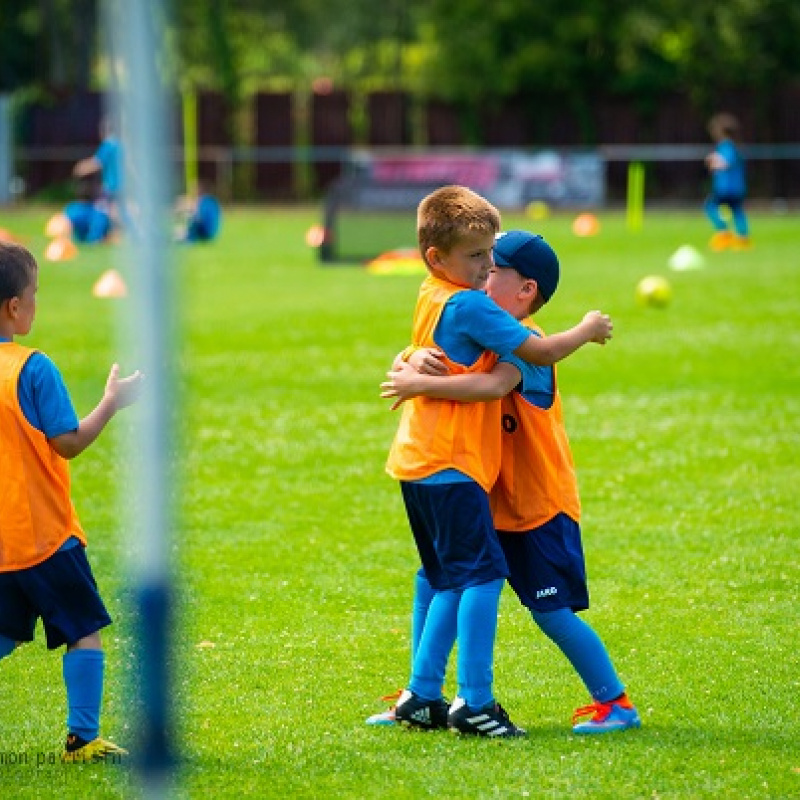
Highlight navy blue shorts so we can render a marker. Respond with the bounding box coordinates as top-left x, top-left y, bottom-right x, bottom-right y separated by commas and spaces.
400, 481, 508, 591
0, 546, 112, 649
498, 513, 589, 612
